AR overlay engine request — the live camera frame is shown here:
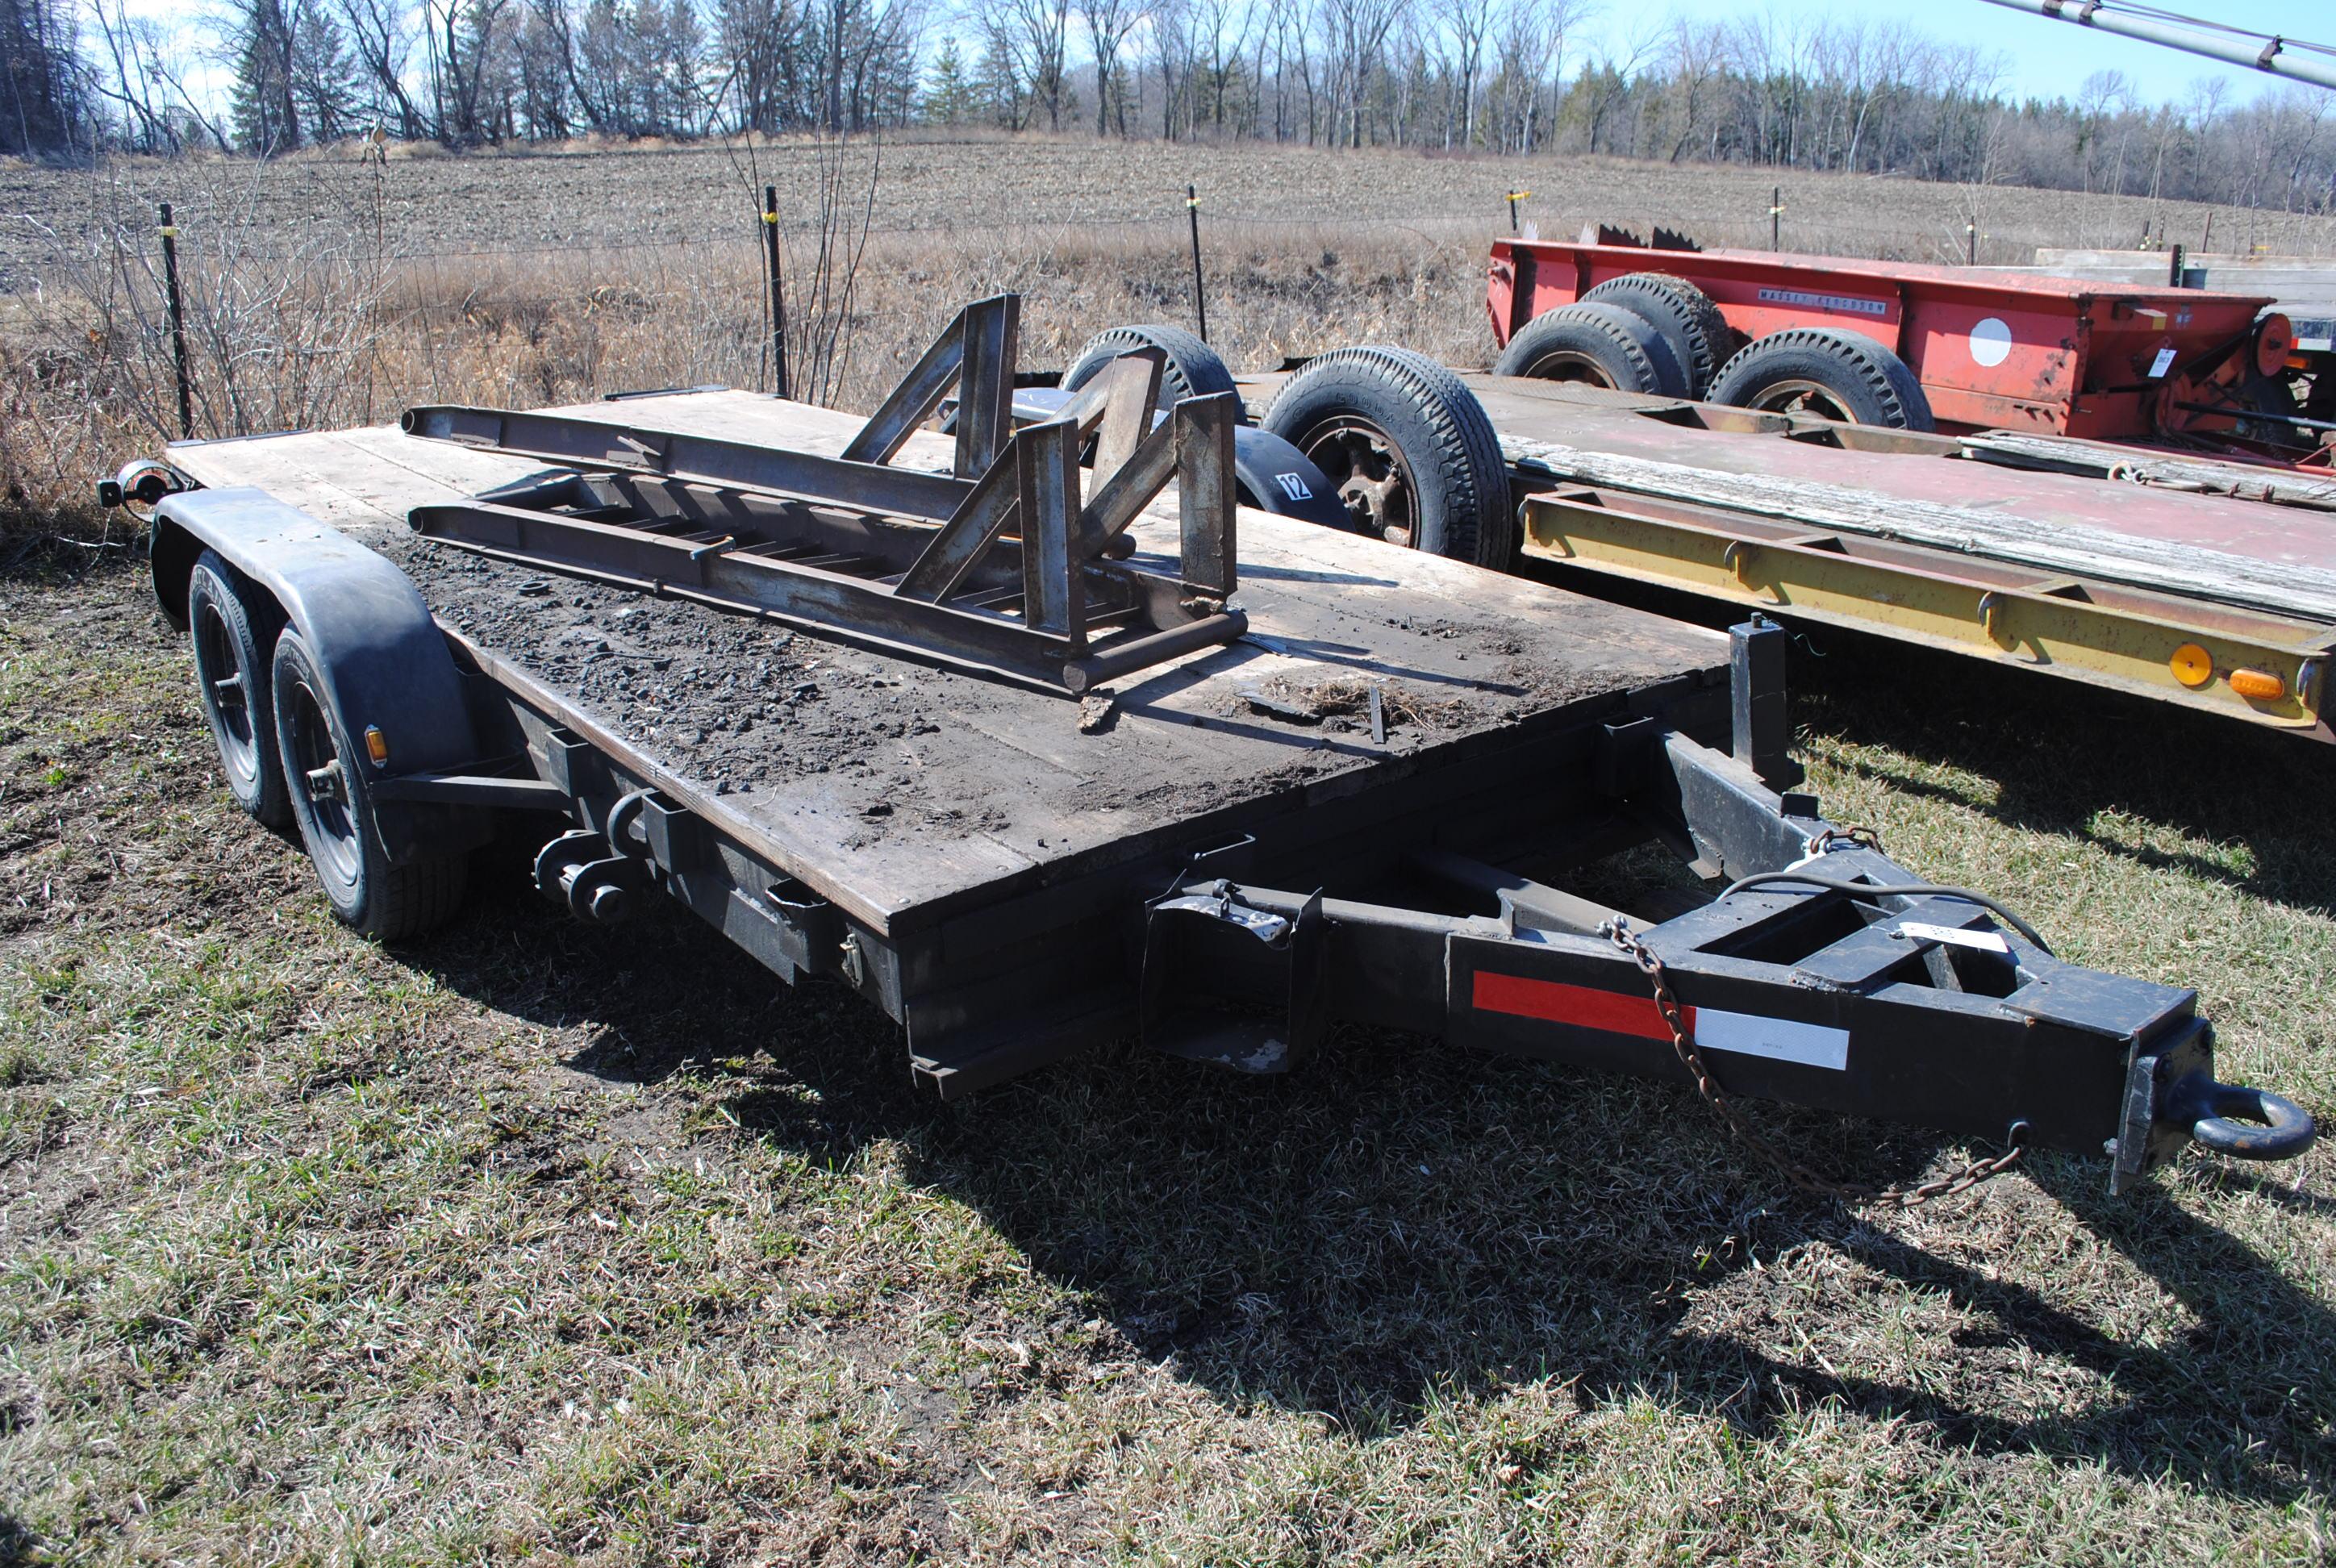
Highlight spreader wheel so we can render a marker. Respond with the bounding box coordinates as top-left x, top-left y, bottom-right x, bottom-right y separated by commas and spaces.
1708, 327, 1936, 431
1262, 345, 1513, 567
1493, 302, 1689, 397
